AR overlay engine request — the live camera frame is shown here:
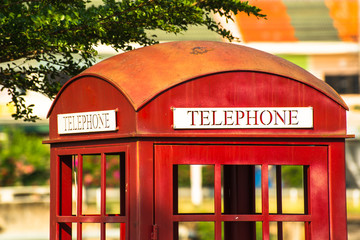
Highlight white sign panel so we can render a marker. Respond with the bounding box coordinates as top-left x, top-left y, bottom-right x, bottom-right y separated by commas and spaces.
173, 107, 313, 129
58, 110, 117, 134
